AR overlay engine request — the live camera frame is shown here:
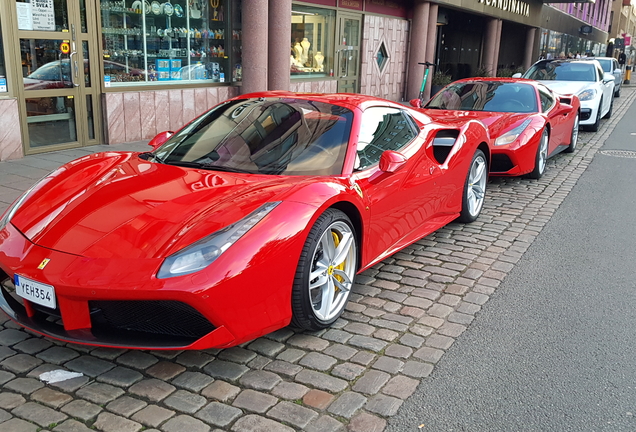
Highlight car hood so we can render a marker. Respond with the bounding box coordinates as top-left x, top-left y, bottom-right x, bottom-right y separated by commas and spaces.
424, 110, 534, 137
11, 152, 307, 259
535, 80, 594, 96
